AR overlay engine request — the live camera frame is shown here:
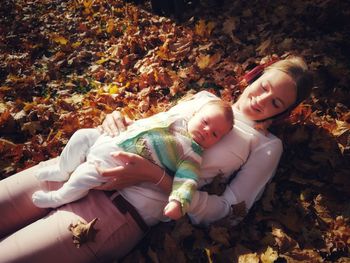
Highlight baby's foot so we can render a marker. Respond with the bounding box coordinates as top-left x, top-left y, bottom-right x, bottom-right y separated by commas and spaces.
35, 164, 69, 182
32, 190, 63, 208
